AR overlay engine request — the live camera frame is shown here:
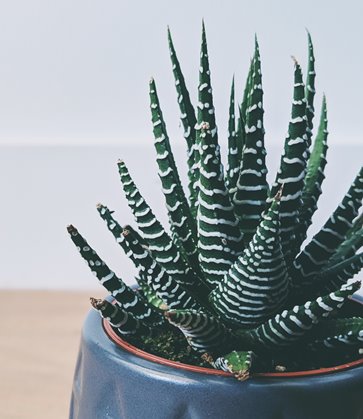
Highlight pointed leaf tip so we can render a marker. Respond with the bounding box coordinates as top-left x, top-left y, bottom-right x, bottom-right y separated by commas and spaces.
291, 55, 299, 66
67, 224, 76, 234
201, 19, 207, 40
90, 297, 103, 309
